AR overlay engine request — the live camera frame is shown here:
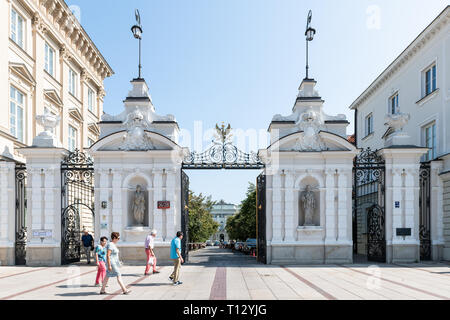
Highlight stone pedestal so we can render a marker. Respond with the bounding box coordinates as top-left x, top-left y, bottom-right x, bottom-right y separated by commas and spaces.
380, 147, 428, 263
17, 147, 68, 266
